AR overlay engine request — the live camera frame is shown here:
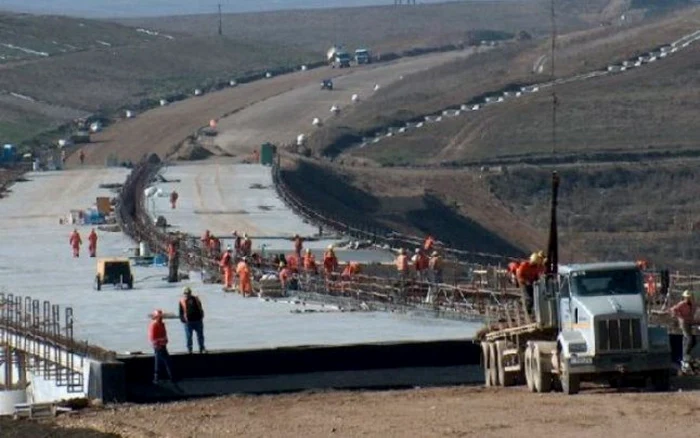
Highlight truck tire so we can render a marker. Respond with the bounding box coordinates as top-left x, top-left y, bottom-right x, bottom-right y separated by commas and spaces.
534, 351, 552, 393
482, 342, 492, 387
496, 341, 516, 387
489, 342, 500, 386
651, 369, 670, 391
524, 347, 536, 392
